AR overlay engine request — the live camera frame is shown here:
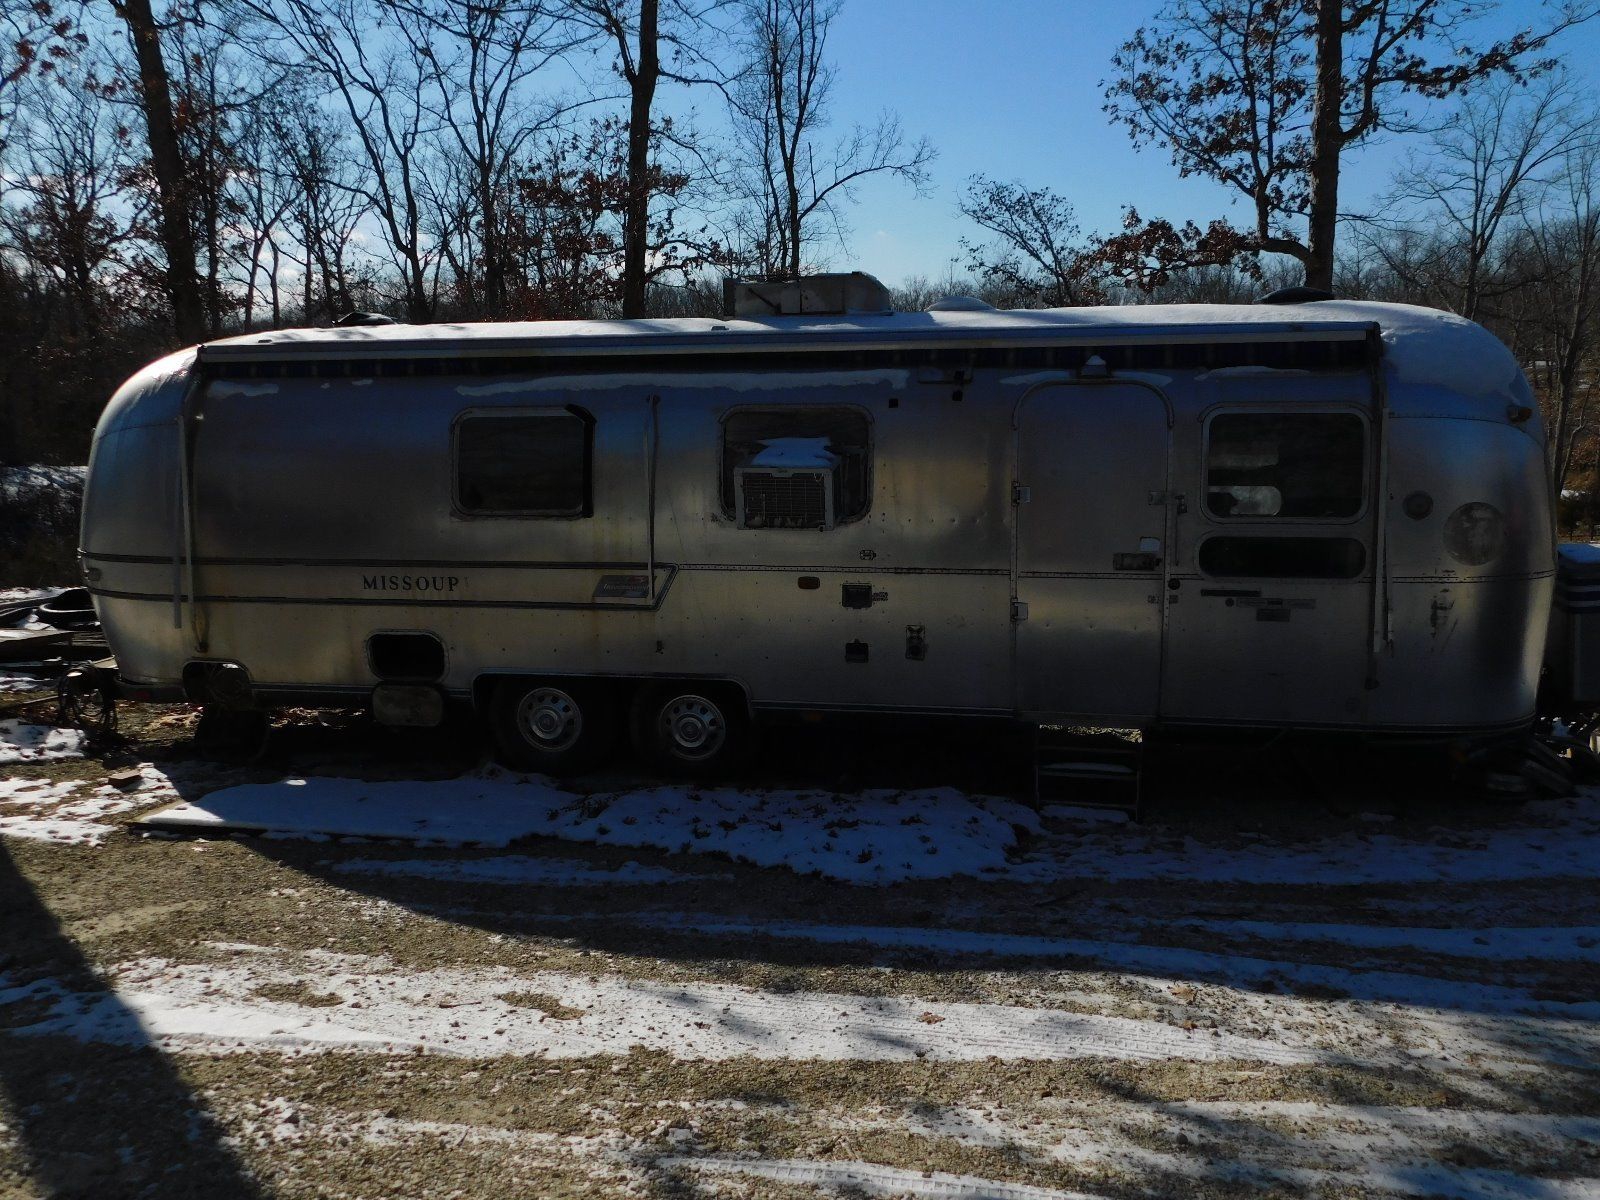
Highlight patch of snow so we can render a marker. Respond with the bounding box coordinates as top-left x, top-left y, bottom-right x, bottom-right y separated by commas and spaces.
675, 1156, 1096, 1200
139, 767, 1040, 884
1013, 793, 1600, 885
0, 465, 86, 499
0, 763, 179, 845
454, 369, 912, 397
208, 381, 279, 398
749, 437, 837, 468
1040, 804, 1130, 825
1177, 919, 1600, 963
1196, 365, 1310, 379
614, 914, 1600, 1019
0, 720, 86, 764
0, 671, 53, 695
333, 855, 705, 887
0, 947, 1317, 1064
